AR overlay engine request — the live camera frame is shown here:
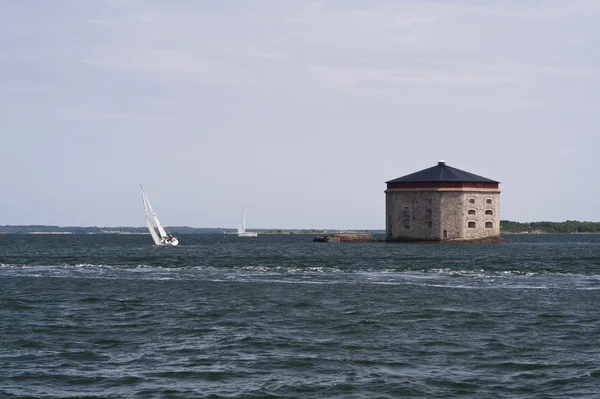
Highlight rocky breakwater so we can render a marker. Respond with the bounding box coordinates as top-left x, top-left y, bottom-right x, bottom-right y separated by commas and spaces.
313, 233, 374, 243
